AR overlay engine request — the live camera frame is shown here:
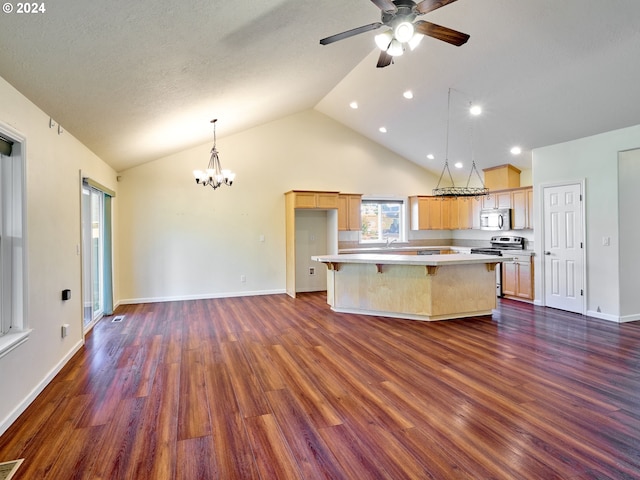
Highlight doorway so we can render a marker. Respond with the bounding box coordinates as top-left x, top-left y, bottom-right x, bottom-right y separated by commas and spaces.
542, 182, 585, 314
